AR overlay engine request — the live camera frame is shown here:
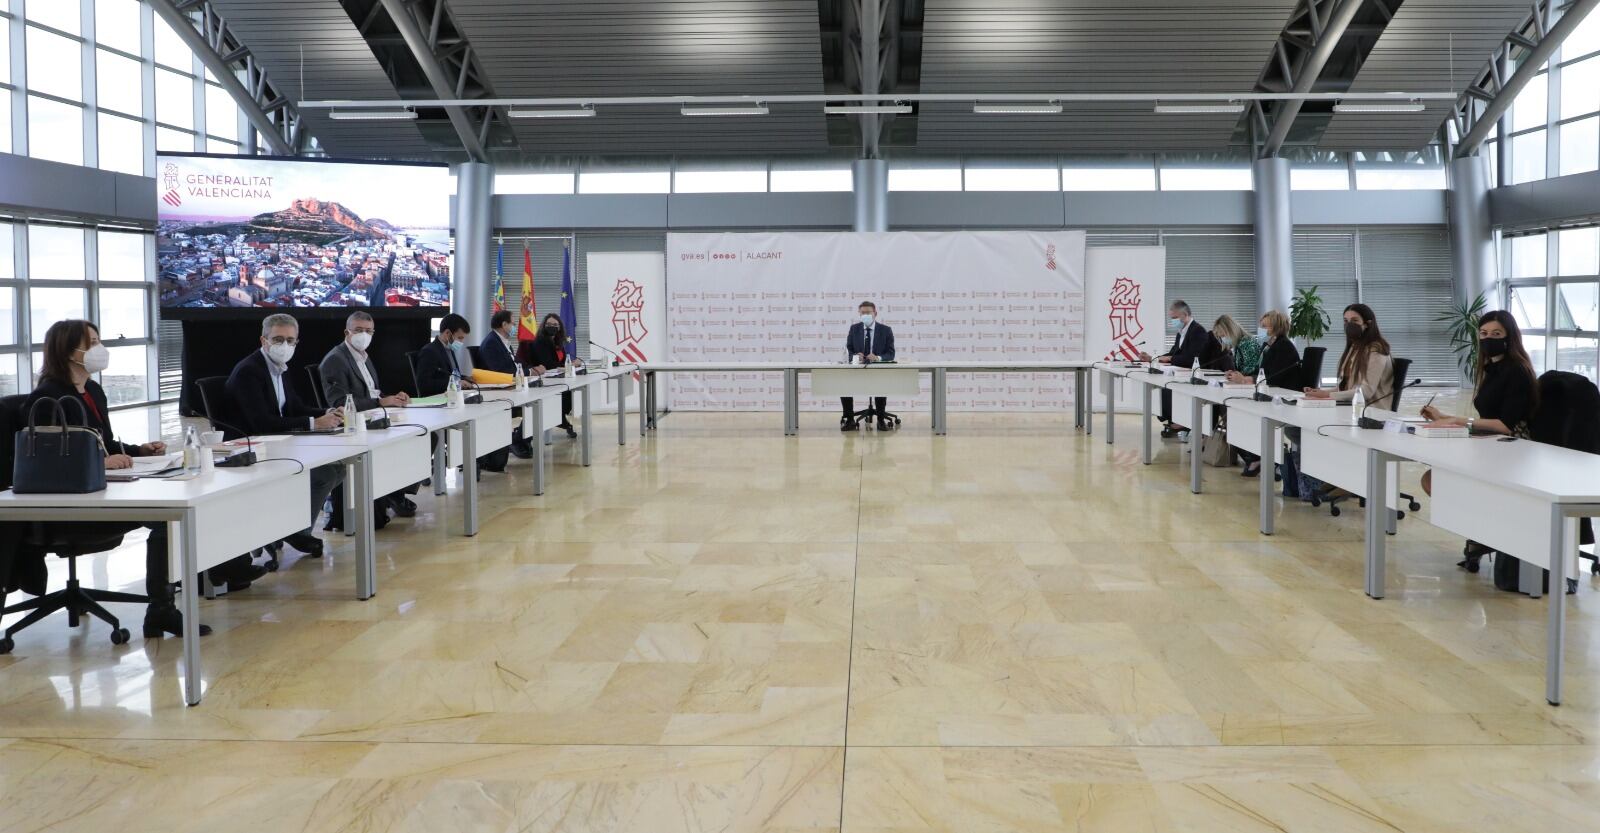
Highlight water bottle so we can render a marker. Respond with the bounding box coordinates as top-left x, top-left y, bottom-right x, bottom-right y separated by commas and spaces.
564, 355, 574, 377
514, 363, 526, 391
447, 373, 463, 408
343, 394, 358, 436
182, 426, 203, 475
1351, 388, 1366, 426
